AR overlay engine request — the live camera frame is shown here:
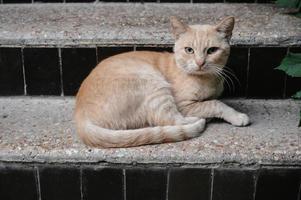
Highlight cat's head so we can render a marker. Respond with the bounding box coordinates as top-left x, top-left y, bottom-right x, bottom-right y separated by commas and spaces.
170, 16, 234, 75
